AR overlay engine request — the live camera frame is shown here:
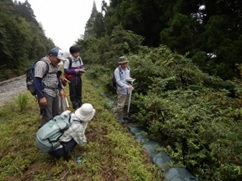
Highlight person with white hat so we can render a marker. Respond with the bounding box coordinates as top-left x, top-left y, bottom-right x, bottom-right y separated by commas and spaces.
49, 103, 95, 159
113, 56, 134, 123
34, 47, 66, 128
